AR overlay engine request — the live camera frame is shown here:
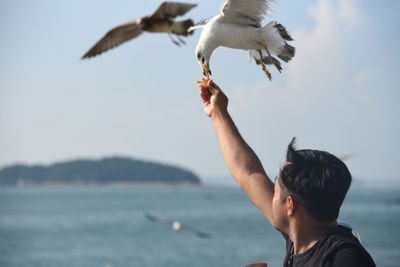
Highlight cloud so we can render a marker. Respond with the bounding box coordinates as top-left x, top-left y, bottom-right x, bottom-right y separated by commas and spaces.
353, 68, 373, 86
228, 0, 400, 178
337, 0, 361, 25
232, 0, 369, 115
287, 0, 361, 92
